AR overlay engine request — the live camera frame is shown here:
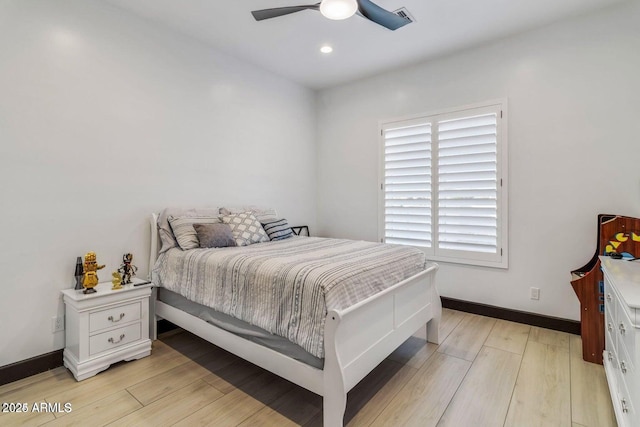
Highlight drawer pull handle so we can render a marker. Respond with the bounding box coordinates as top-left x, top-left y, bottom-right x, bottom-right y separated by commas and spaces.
608, 322, 613, 332
608, 351, 613, 362
622, 398, 629, 413
108, 313, 125, 323
621, 361, 627, 374
619, 323, 626, 335
607, 294, 612, 302
108, 334, 125, 344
